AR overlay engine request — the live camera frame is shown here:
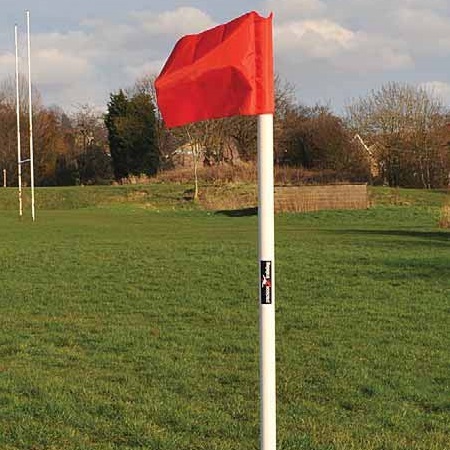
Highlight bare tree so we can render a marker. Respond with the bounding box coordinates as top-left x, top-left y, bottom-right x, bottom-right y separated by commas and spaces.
346, 82, 449, 187
0, 74, 42, 112
174, 120, 227, 200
